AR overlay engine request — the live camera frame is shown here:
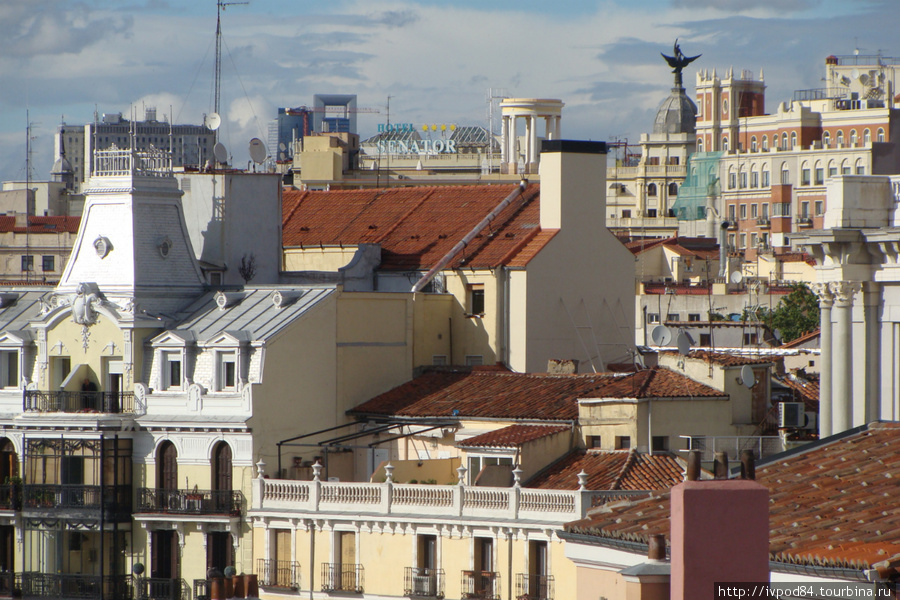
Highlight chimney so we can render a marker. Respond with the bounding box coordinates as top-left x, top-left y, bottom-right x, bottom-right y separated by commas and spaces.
538, 140, 608, 233
618, 533, 671, 599
547, 359, 578, 374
